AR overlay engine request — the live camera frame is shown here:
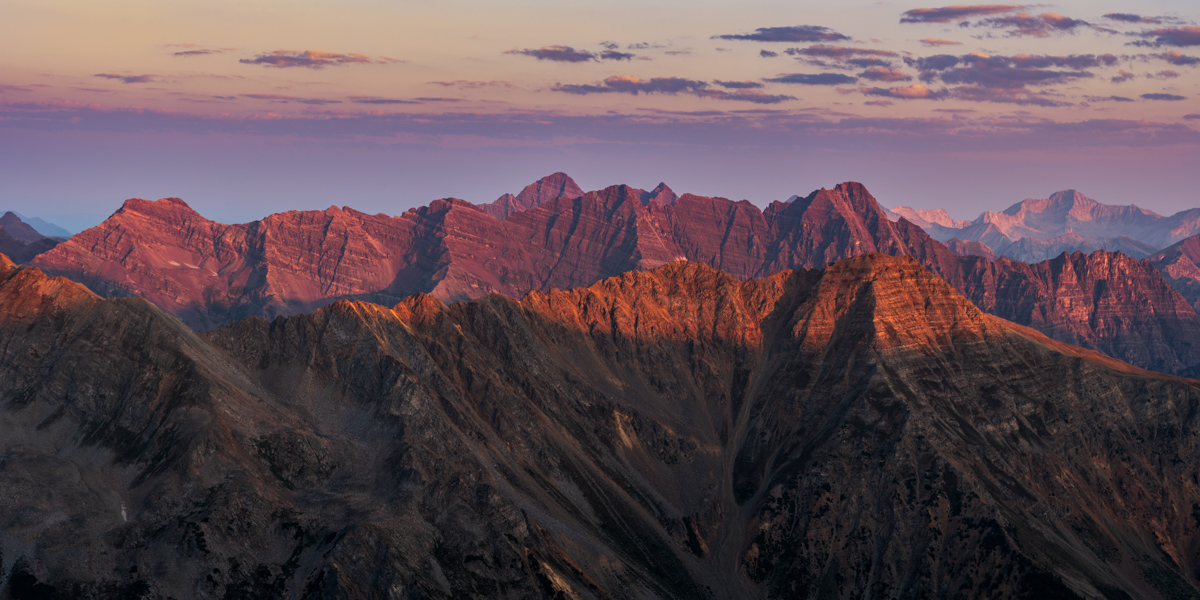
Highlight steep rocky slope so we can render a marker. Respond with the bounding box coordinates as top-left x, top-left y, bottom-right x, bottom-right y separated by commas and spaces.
886, 205, 968, 229
3, 253, 1200, 599
0, 212, 61, 264
1151, 234, 1200, 314
31, 178, 1200, 374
